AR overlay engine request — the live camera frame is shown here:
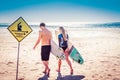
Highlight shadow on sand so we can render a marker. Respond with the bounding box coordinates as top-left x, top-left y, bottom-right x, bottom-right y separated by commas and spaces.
38, 74, 48, 80
56, 72, 85, 80
38, 72, 85, 80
